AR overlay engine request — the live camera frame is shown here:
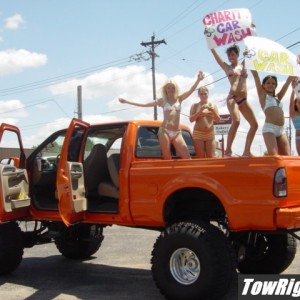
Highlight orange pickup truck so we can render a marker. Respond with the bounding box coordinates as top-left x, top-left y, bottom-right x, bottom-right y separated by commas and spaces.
1, 118, 300, 300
